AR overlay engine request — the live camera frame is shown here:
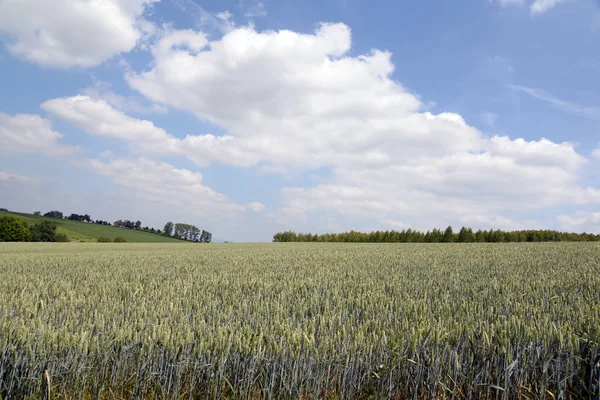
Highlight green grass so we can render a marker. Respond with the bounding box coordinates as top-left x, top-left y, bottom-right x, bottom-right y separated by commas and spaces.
0, 242, 599, 398
0, 211, 182, 243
